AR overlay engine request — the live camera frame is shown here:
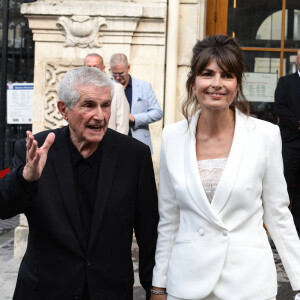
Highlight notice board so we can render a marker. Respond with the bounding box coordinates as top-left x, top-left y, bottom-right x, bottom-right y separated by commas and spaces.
243, 73, 278, 103
7, 83, 33, 124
